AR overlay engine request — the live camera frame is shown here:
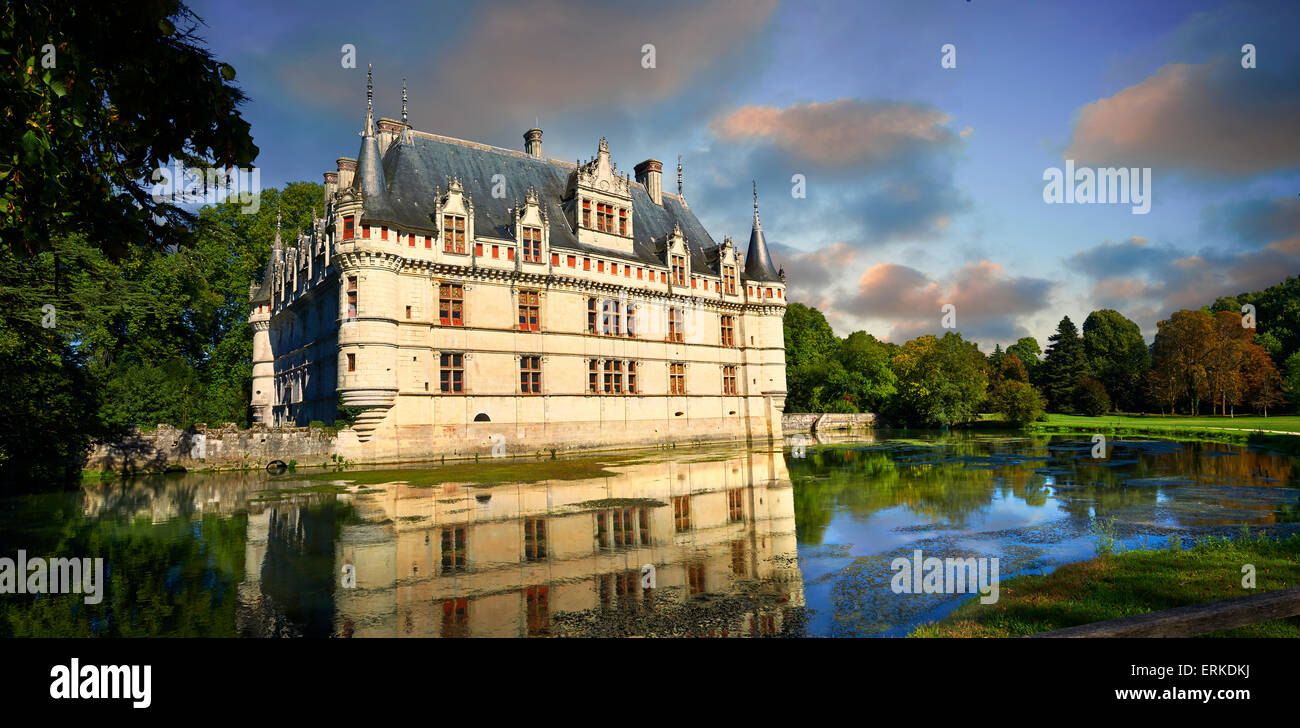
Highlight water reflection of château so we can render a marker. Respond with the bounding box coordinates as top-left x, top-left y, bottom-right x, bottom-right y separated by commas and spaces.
321, 447, 804, 637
